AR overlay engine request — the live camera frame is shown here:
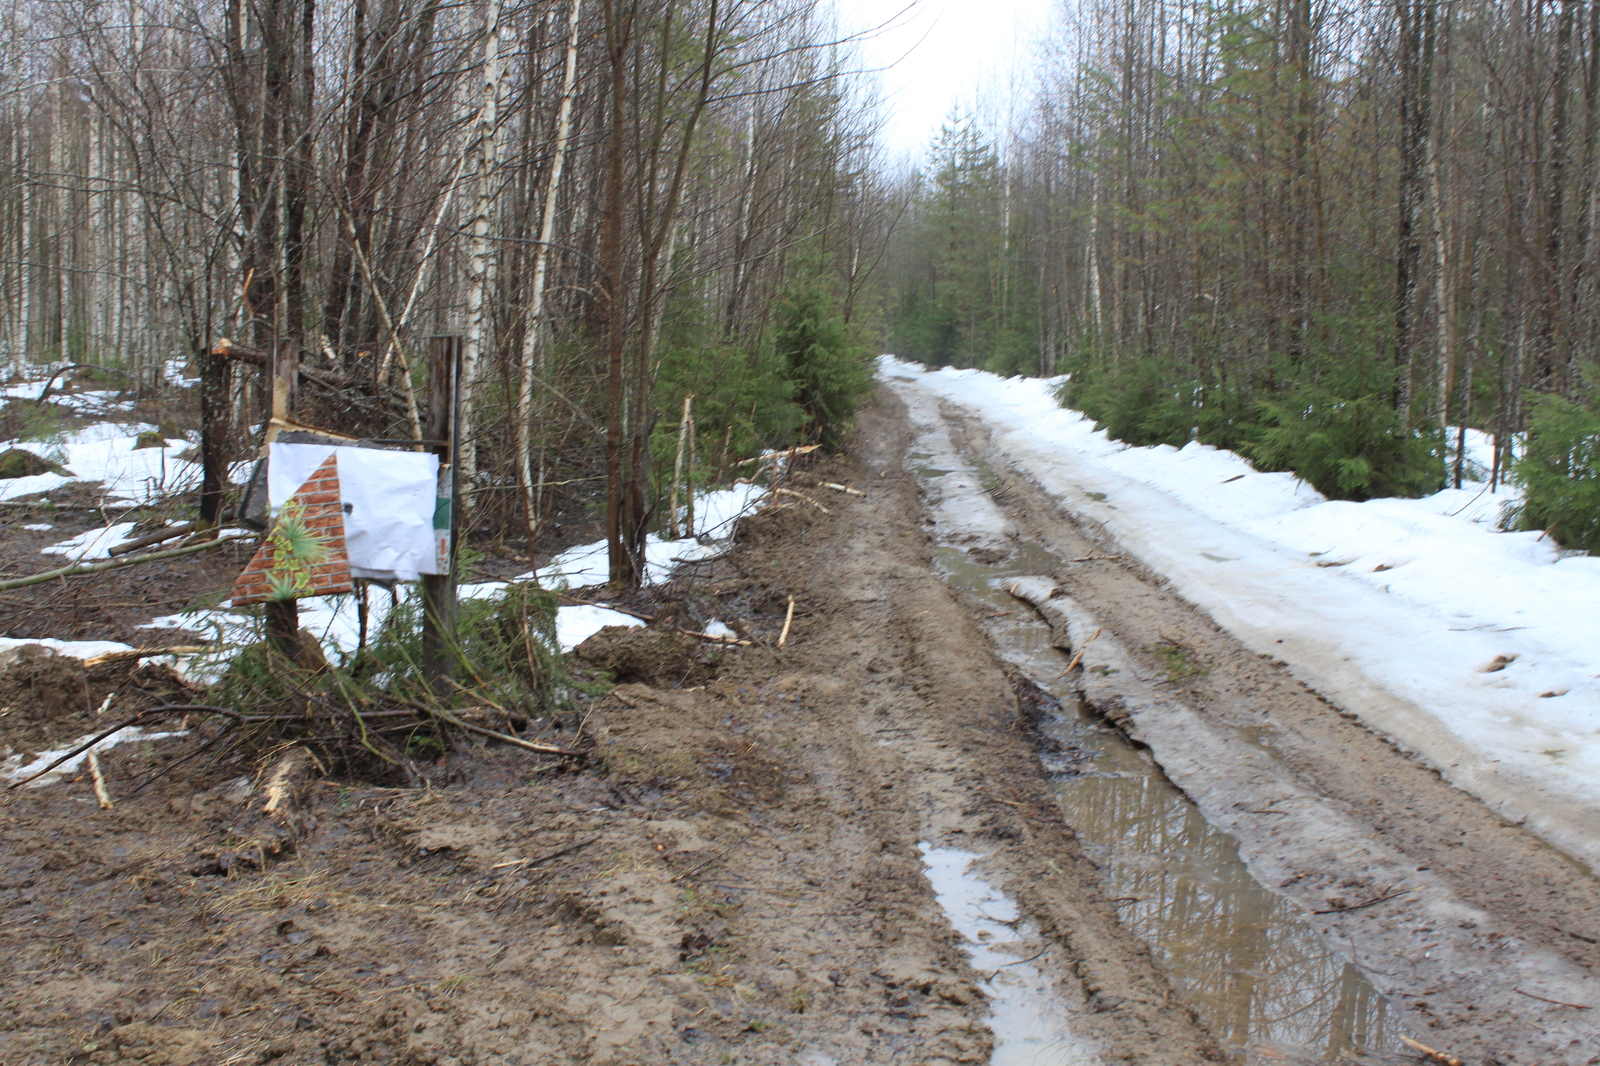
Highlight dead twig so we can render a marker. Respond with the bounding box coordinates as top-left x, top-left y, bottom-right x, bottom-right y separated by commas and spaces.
430, 709, 582, 758
108, 522, 200, 556
678, 627, 753, 646
5, 704, 241, 789
801, 478, 866, 497
491, 837, 598, 871
1399, 1037, 1463, 1065
1060, 628, 1102, 676
82, 645, 211, 667
556, 594, 655, 622
733, 444, 821, 467
1313, 888, 1412, 915
1512, 987, 1594, 1009
778, 595, 796, 649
